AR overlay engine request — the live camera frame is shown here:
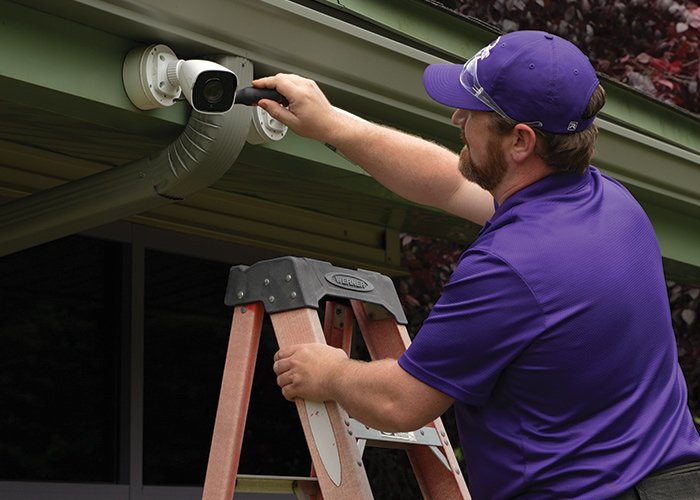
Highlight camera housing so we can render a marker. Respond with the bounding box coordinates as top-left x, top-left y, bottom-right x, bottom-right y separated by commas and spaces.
173, 60, 237, 113
123, 44, 237, 114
